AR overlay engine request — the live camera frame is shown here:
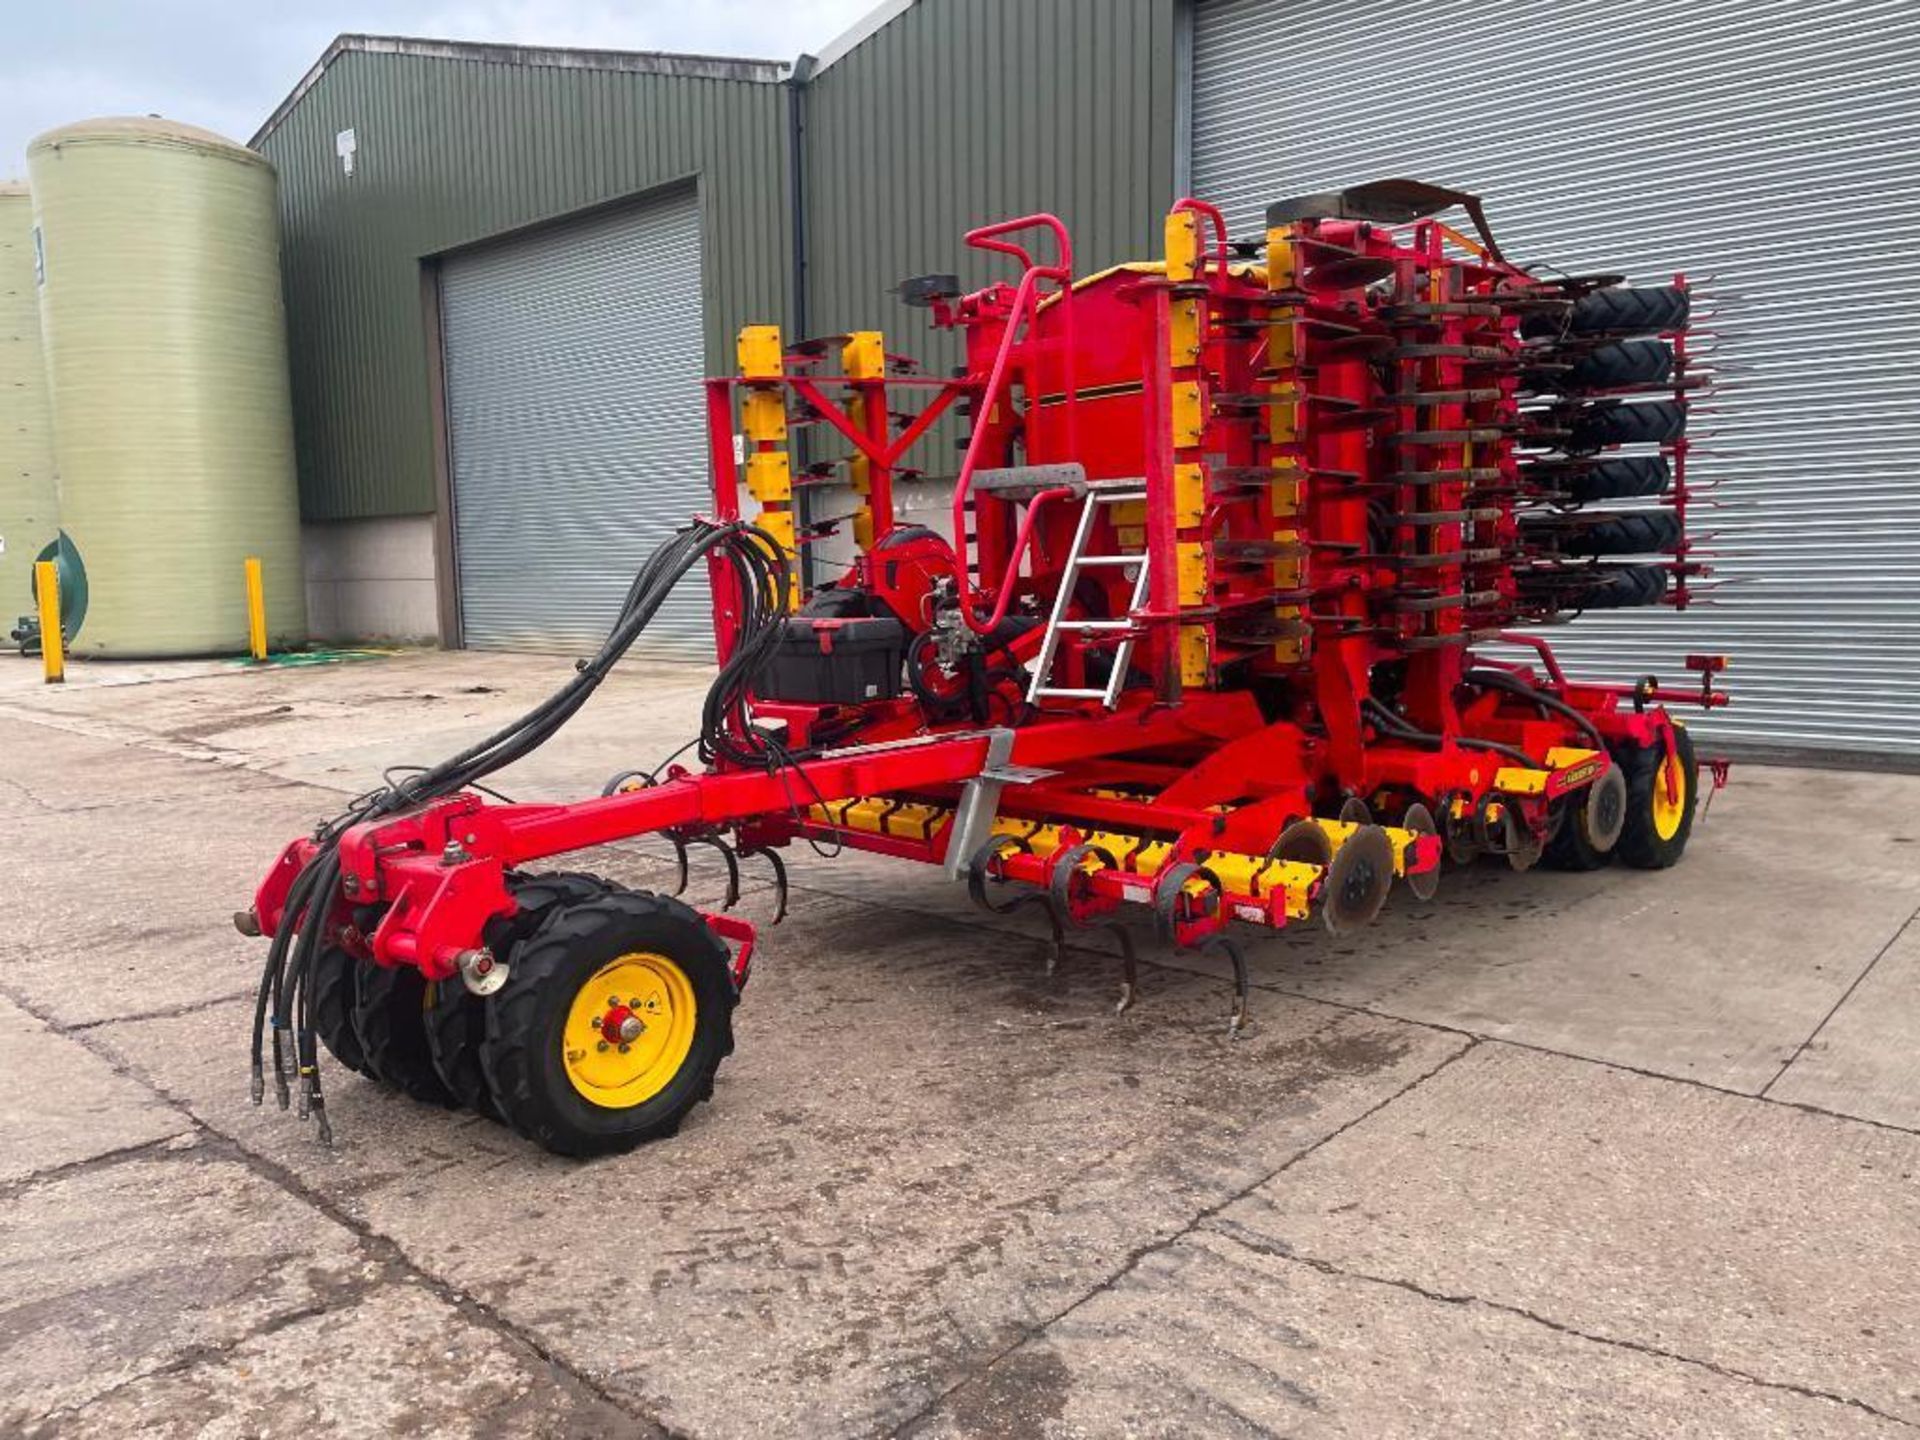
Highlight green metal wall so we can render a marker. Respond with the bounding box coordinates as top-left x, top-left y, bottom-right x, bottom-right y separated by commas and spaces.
803, 0, 1182, 346
258, 46, 790, 521
261, 4, 1182, 524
